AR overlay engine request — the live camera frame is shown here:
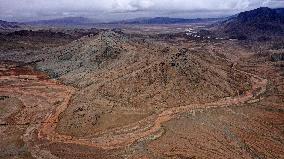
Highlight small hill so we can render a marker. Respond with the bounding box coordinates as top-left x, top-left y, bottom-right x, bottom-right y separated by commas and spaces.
33, 31, 251, 137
